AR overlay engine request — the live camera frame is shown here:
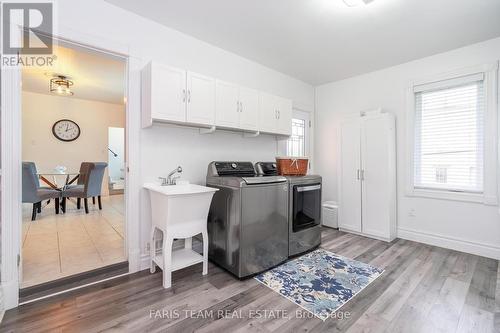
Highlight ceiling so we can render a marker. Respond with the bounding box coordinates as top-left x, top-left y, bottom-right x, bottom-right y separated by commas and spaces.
105, 0, 500, 85
22, 43, 126, 104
